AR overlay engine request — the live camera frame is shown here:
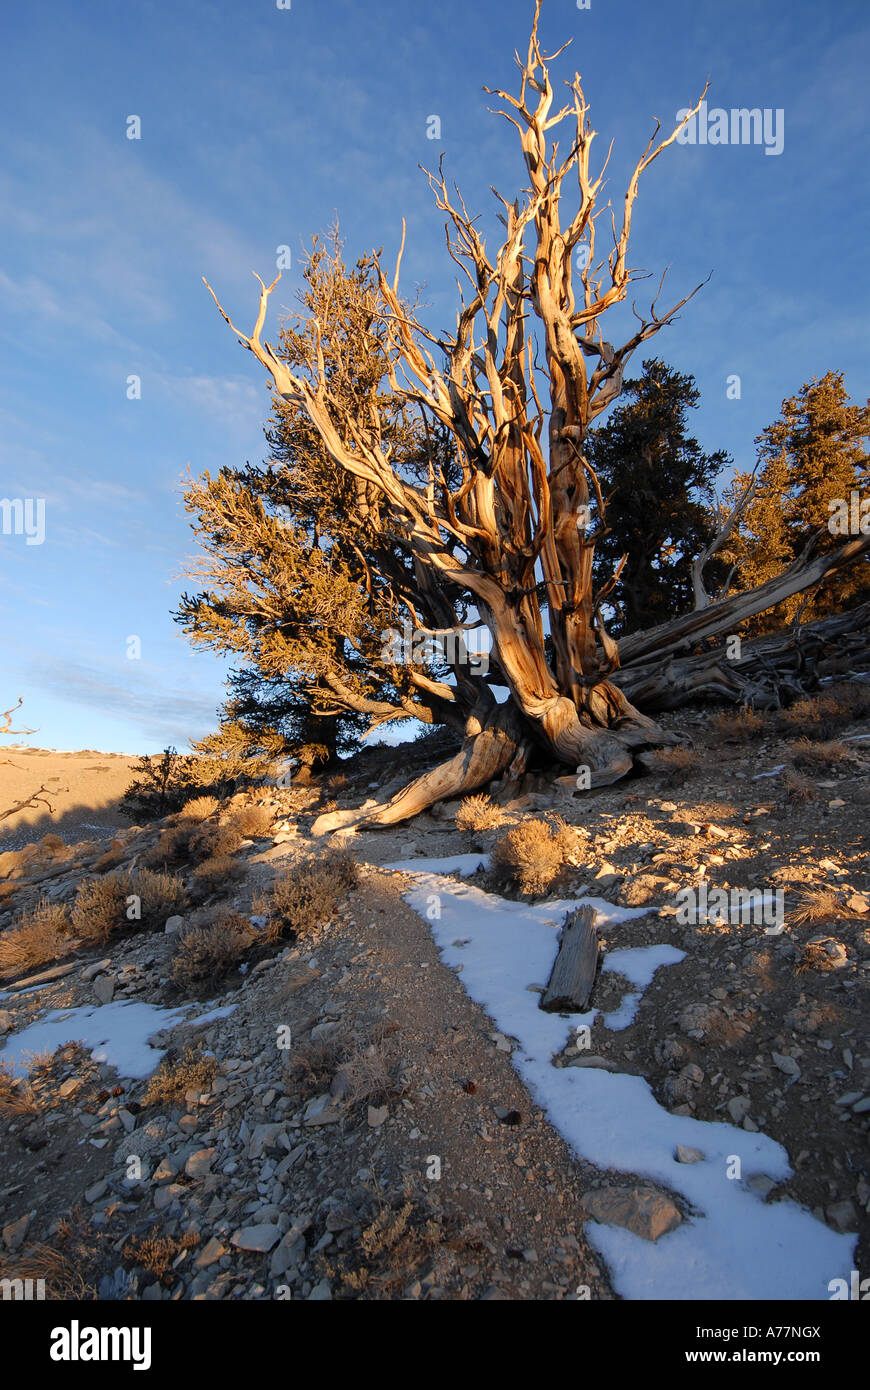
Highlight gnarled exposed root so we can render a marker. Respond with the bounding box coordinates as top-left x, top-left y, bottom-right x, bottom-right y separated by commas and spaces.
311, 704, 530, 835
